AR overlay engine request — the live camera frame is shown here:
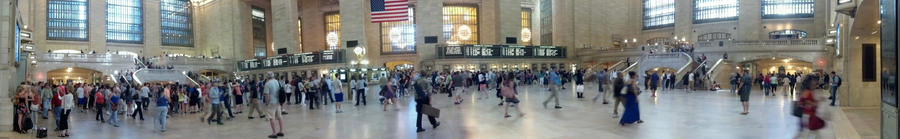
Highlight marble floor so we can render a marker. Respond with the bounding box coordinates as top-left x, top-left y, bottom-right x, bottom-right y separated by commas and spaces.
7, 84, 843, 139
